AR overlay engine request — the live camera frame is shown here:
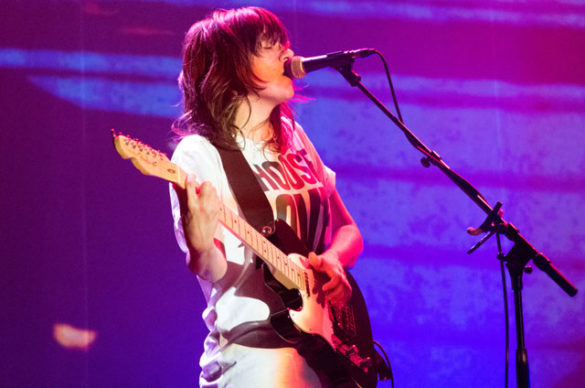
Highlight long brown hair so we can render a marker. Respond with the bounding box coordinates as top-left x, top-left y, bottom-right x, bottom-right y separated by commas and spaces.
174, 7, 294, 150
